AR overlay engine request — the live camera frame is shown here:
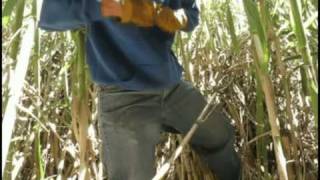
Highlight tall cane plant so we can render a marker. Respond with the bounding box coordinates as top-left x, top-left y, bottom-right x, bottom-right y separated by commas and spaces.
242, 0, 288, 179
